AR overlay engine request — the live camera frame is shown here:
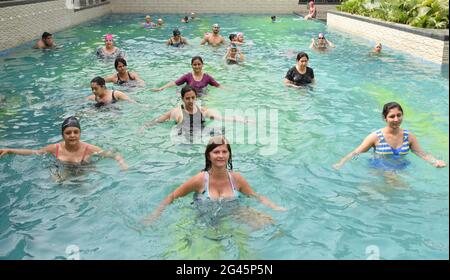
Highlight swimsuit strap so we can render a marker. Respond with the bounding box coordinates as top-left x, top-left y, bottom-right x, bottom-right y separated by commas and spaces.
375, 129, 385, 143
80, 144, 89, 162
127, 71, 135, 81
403, 129, 409, 141
55, 143, 60, 159
227, 171, 239, 197
203, 171, 210, 198
112, 90, 117, 101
